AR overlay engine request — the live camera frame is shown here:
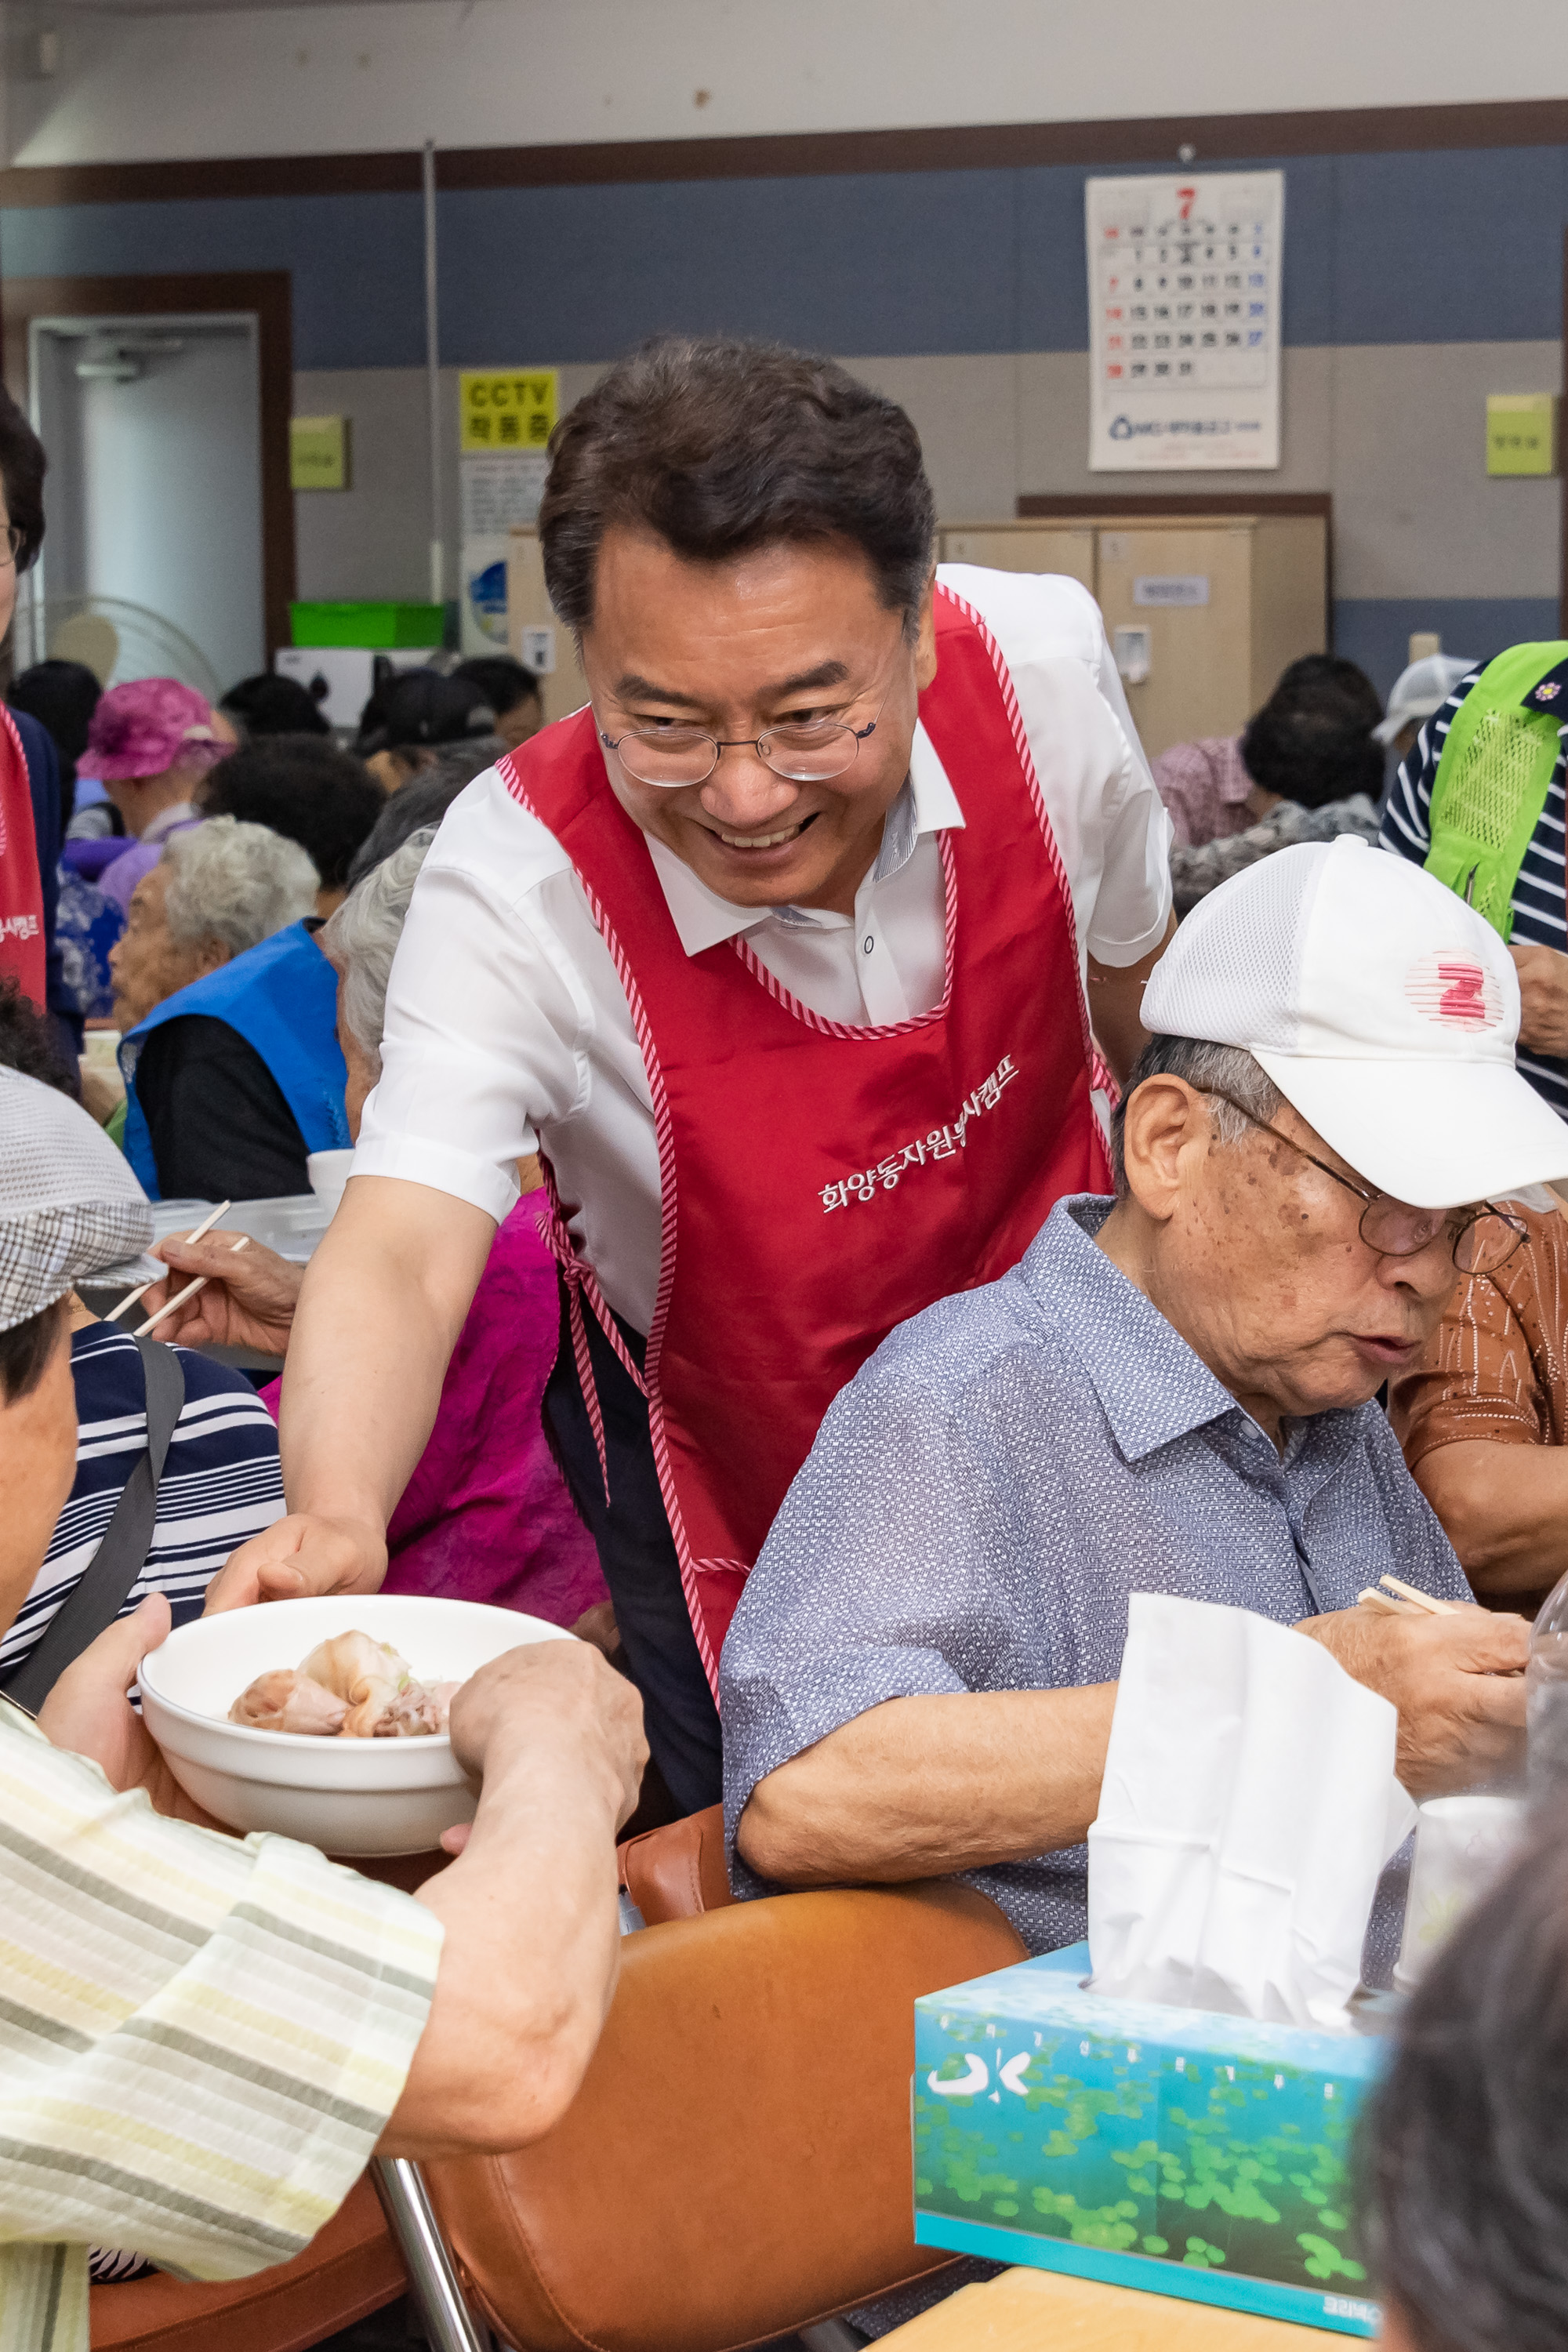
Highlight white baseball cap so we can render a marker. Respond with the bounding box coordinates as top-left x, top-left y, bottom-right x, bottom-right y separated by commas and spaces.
1372, 653, 1475, 746
1140, 837, 1568, 1208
